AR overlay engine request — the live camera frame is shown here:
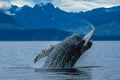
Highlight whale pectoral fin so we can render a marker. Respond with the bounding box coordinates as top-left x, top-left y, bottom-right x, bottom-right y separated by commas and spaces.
34, 50, 49, 63
34, 53, 41, 63
82, 27, 95, 46
34, 53, 45, 63
34, 45, 55, 63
